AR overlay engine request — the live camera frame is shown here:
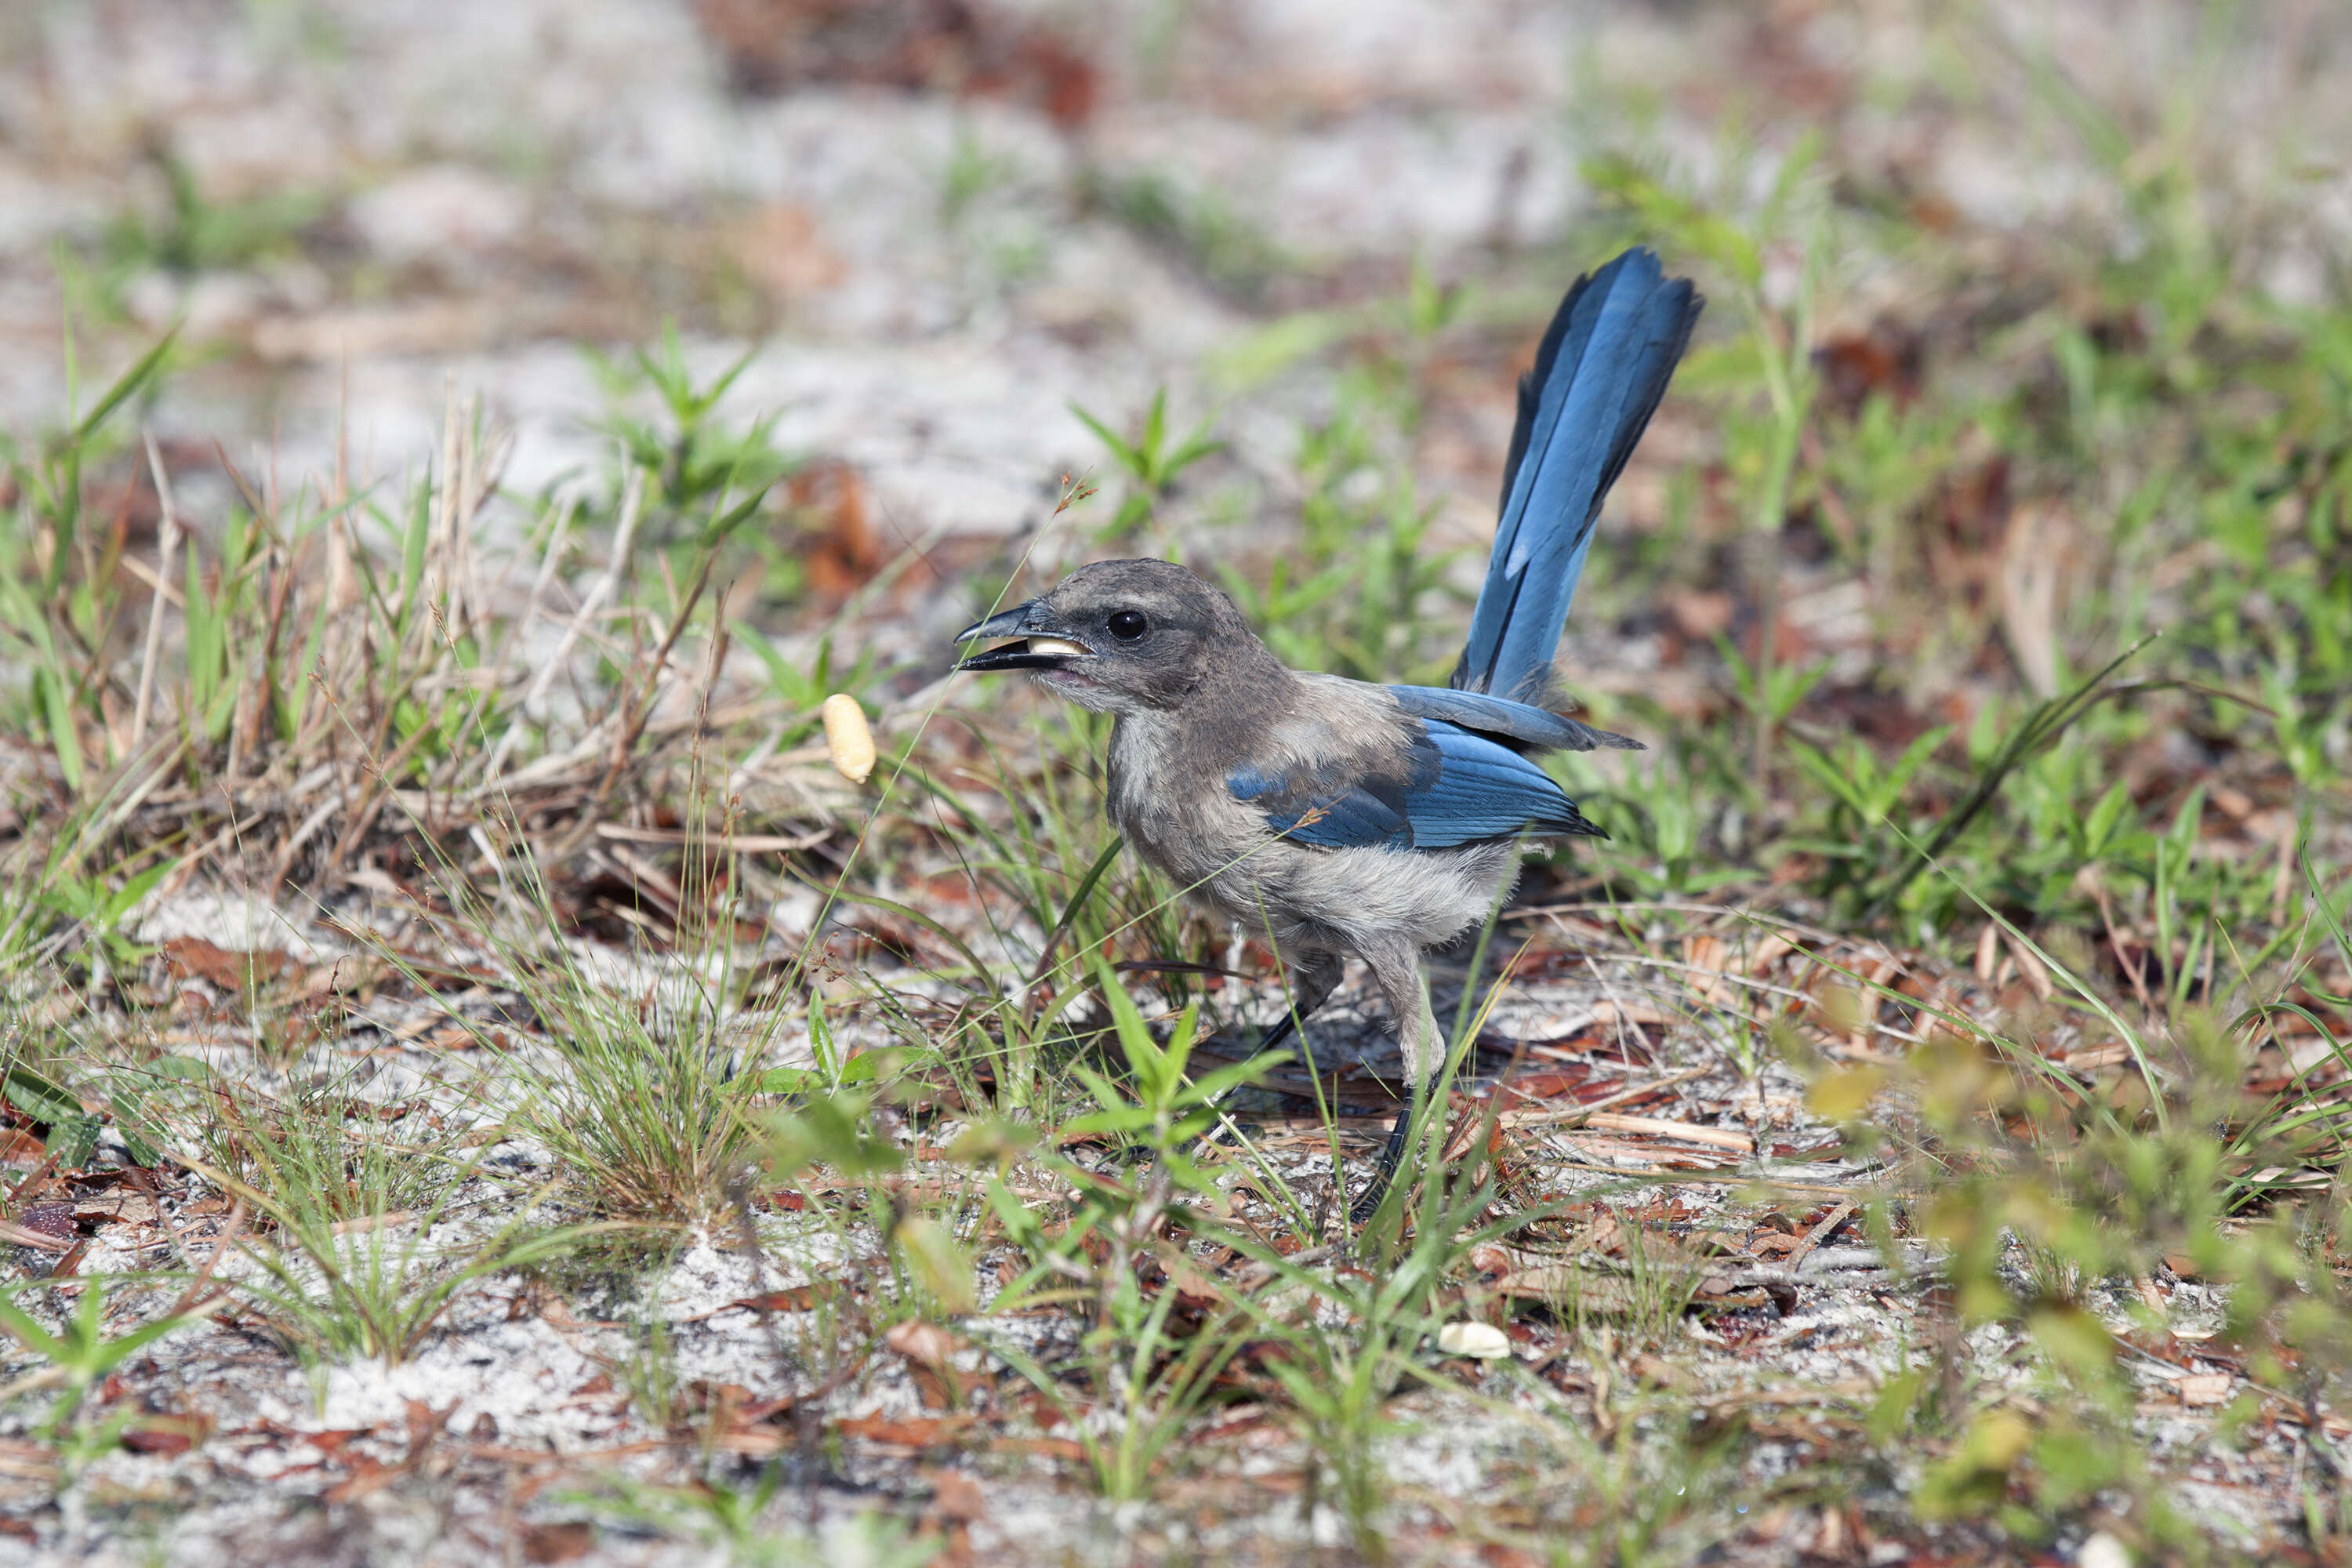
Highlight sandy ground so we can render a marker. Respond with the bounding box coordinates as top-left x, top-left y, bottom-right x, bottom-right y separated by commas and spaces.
5, 2, 2350, 1563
